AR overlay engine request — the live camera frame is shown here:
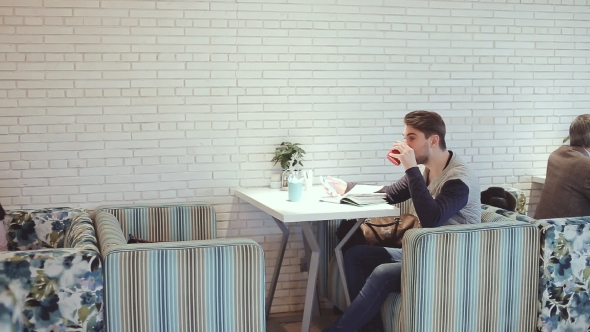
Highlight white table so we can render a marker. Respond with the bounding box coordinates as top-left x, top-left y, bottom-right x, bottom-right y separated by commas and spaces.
234, 186, 400, 332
